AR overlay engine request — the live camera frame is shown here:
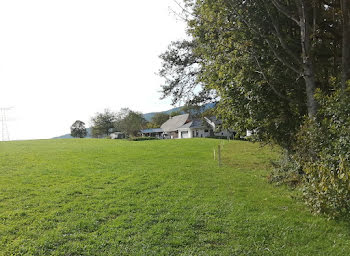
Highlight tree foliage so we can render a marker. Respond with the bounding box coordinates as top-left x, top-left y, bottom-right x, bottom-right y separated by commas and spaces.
169, 110, 182, 117
295, 86, 350, 216
90, 109, 116, 138
115, 108, 147, 137
160, 0, 349, 150
150, 113, 170, 128
70, 120, 87, 138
